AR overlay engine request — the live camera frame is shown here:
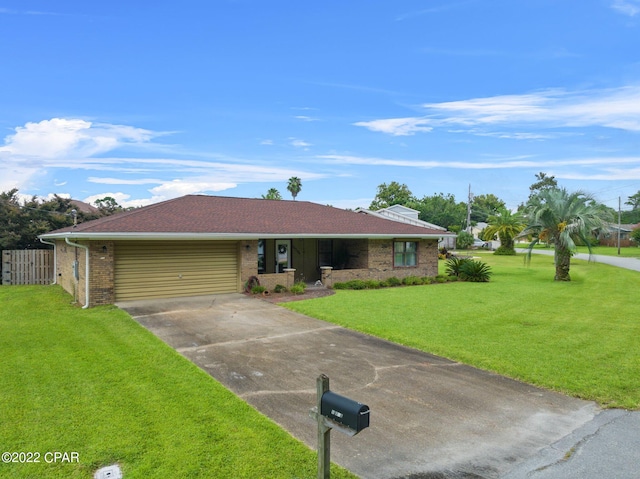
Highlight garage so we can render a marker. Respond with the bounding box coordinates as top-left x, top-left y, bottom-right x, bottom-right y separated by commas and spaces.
114, 241, 239, 301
